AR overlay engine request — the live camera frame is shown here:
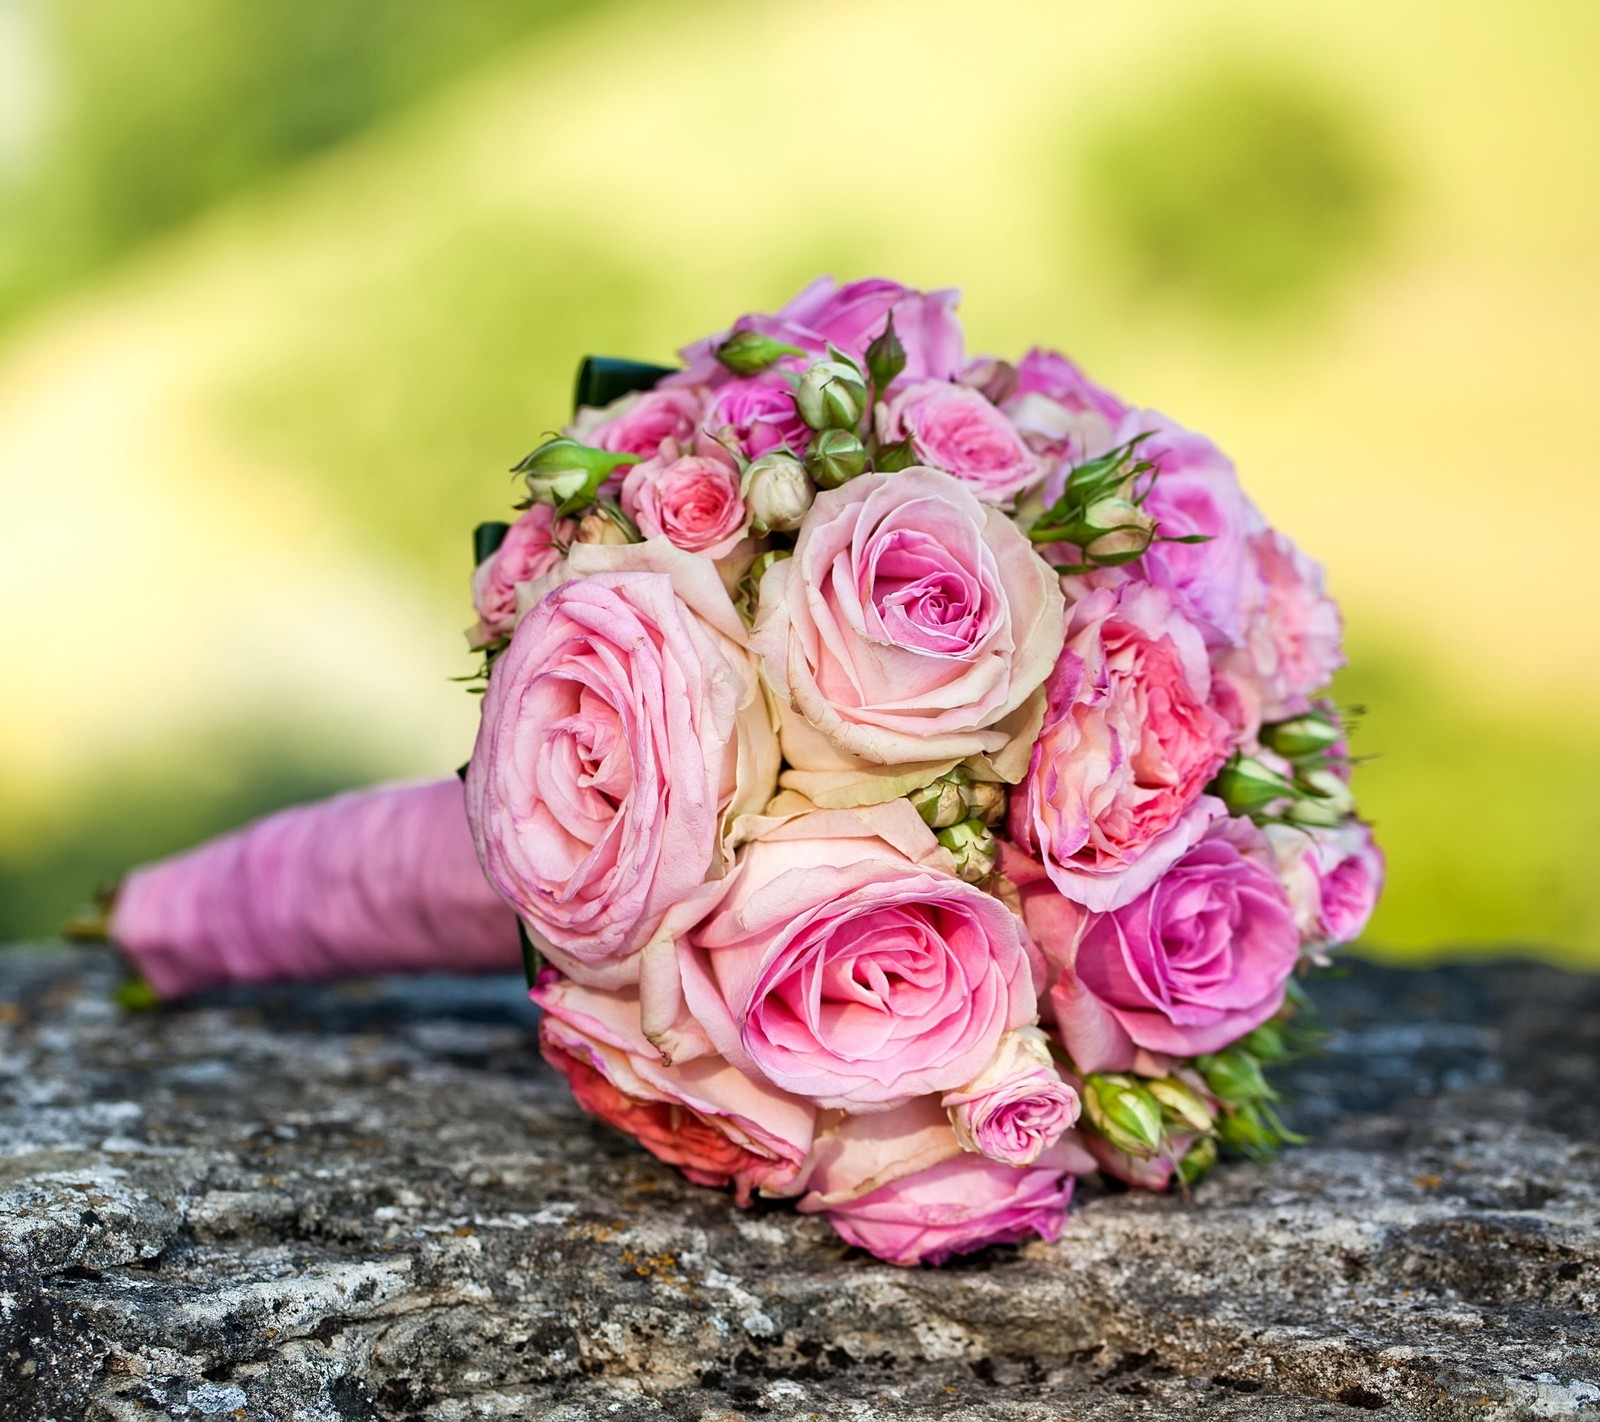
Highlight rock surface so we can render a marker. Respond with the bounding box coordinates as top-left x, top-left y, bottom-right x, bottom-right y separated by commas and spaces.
0, 946, 1596, 1421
